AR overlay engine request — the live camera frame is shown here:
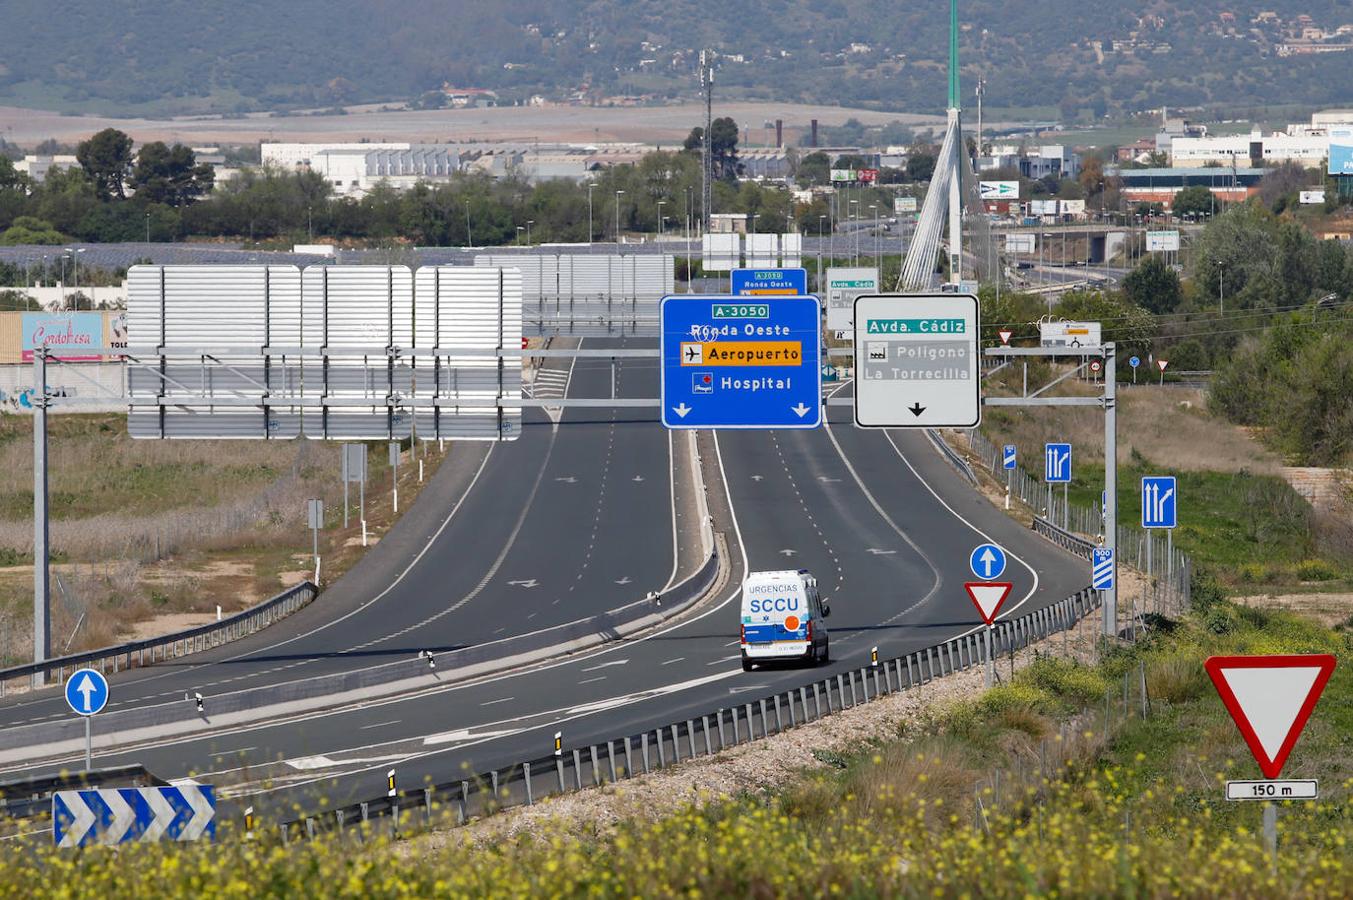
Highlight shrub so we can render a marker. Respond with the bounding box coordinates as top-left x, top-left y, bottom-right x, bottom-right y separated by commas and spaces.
1294, 558, 1338, 581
